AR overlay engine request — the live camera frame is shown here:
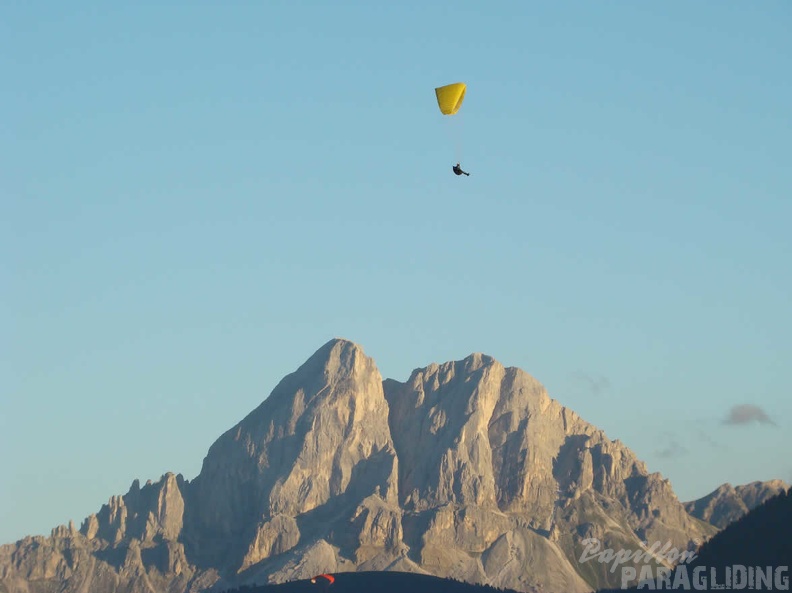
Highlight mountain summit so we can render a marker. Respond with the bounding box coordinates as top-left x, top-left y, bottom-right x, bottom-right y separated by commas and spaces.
185, 338, 399, 573
0, 339, 717, 593
684, 479, 790, 528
